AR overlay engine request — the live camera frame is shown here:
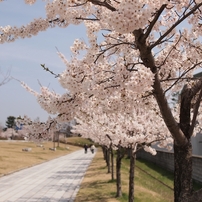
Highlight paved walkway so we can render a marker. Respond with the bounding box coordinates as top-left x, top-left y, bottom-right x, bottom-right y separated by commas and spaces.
0, 149, 95, 202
